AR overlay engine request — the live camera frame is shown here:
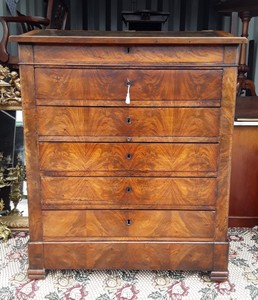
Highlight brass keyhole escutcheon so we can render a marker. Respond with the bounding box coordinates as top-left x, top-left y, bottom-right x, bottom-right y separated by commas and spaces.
126, 219, 132, 226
